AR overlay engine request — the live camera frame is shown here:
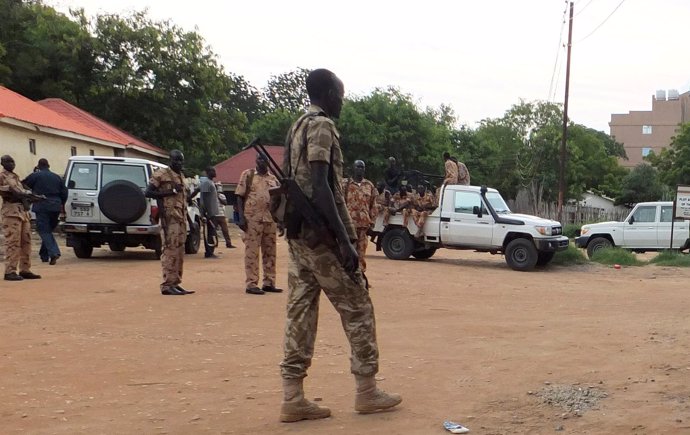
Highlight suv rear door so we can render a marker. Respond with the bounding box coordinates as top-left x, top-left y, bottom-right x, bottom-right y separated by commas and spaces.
65, 160, 102, 224
99, 162, 150, 225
